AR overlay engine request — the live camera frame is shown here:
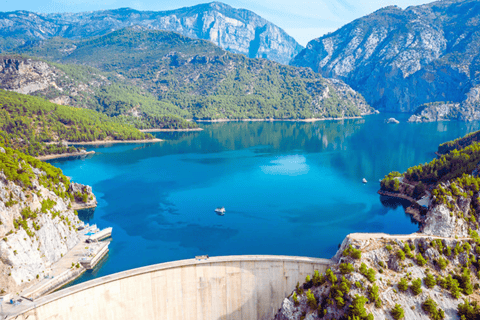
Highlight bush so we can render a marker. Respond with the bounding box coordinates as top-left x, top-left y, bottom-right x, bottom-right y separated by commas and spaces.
292, 292, 299, 306
295, 282, 304, 295
397, 250, 406, 261
416, 253, 427, 266
436, 257, 448, 270
391, 304, 405, 320
458, 299, 480, 319
386, 244, 393, 251
410, 278, 423, 296
343, 244, 362, 259
422, 296, 445, 320
368, 284, 380, 303
339, 262, 354, 274
306, 289, 317, 309
398, 278, 409, 292
312, 270, 325, 286
424, 273, 436, 289
348, 295, 373, 319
